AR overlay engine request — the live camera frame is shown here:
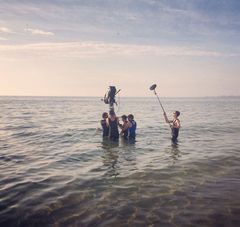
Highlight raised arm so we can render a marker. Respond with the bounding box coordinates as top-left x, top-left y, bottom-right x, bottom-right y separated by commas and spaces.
163, 112, 172, 124
105, 118, 110, 127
